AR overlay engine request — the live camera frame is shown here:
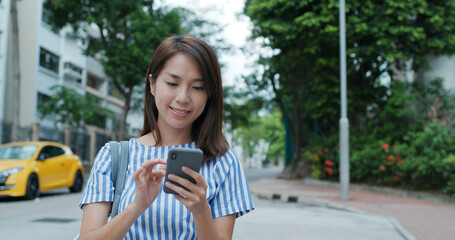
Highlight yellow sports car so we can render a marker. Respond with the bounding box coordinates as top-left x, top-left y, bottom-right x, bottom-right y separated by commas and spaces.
0, 141, 84, 199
